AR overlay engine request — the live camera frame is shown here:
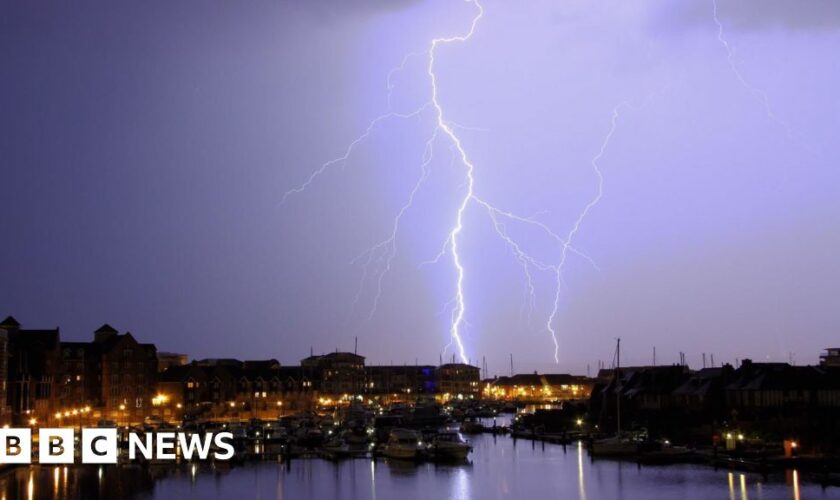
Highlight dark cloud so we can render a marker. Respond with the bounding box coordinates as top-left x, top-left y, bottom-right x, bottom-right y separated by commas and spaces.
286, 0, 421, 19
655, 0, 840, 32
